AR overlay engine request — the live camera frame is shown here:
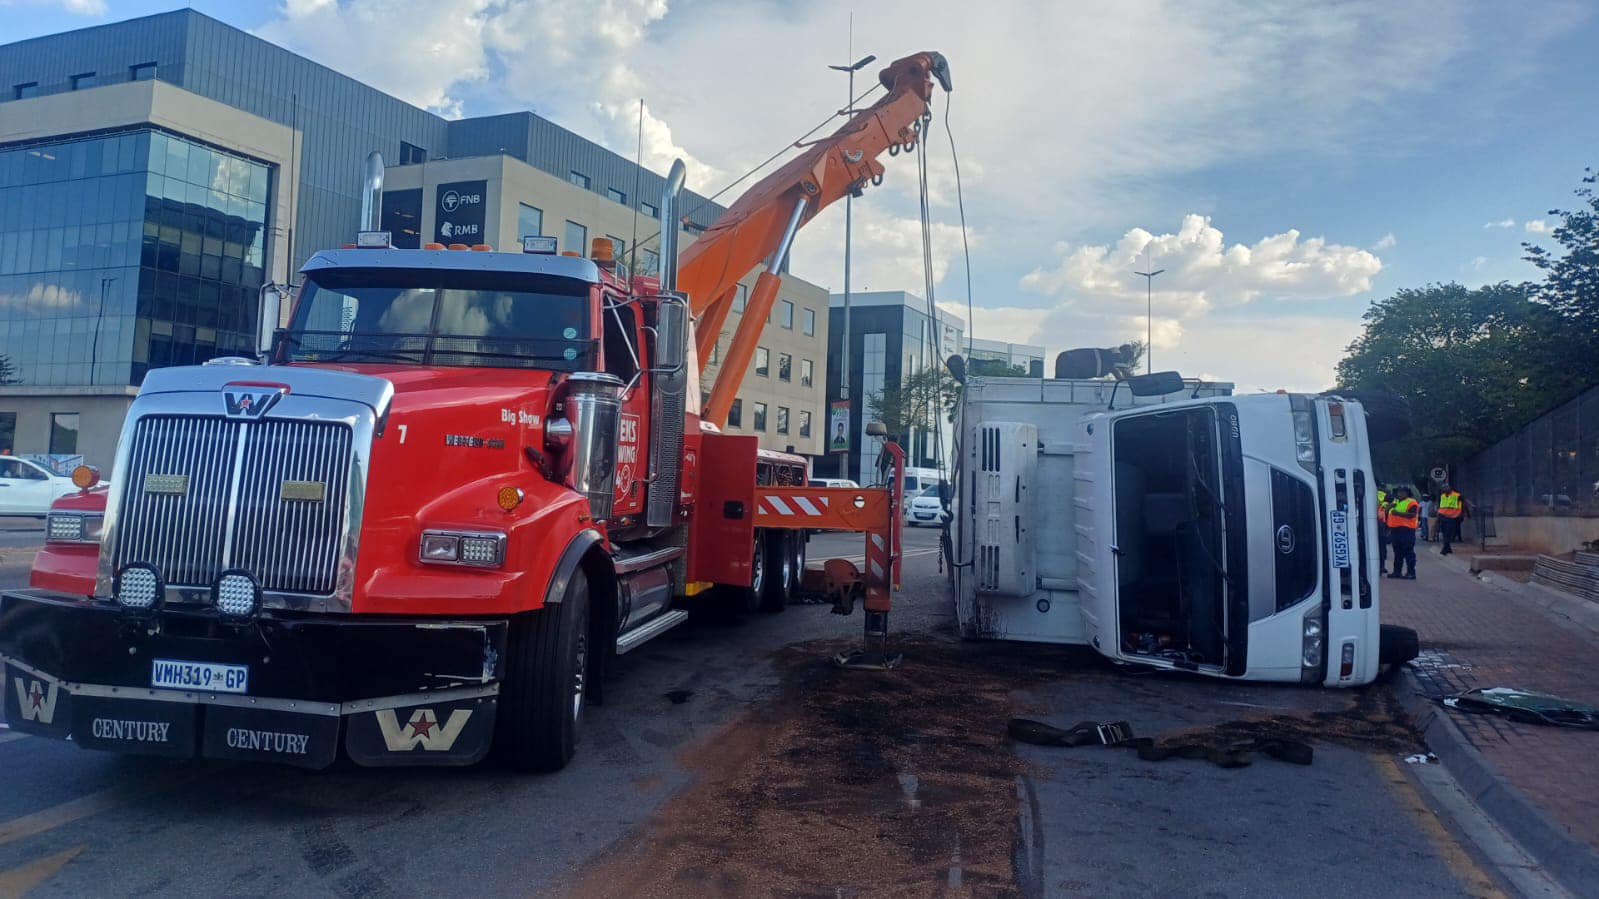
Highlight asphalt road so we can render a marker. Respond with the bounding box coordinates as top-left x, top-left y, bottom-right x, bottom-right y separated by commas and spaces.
0, 526, 1508, 897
